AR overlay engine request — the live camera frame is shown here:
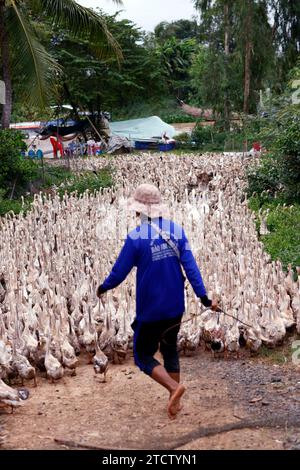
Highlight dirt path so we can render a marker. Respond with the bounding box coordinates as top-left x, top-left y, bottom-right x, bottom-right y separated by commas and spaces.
2, 349, 300, 450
